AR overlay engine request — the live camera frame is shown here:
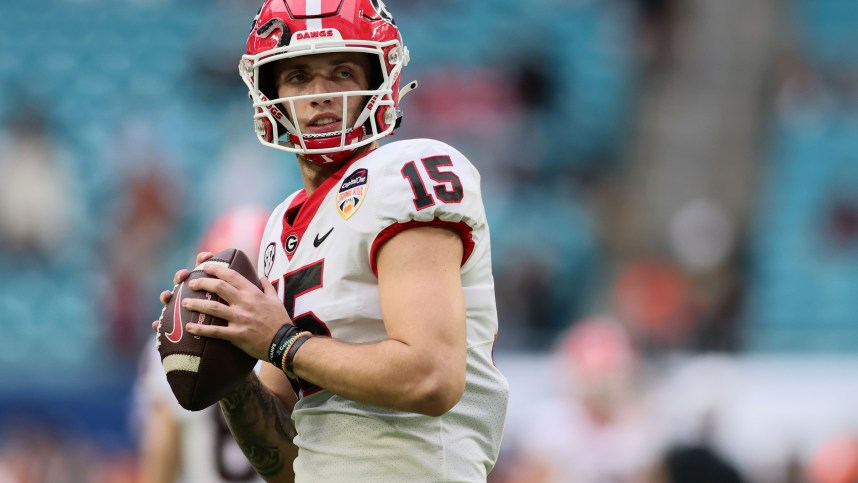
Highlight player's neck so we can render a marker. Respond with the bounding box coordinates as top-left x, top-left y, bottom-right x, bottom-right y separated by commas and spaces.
297, 143, 378, 195
298, 158, 341, 196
